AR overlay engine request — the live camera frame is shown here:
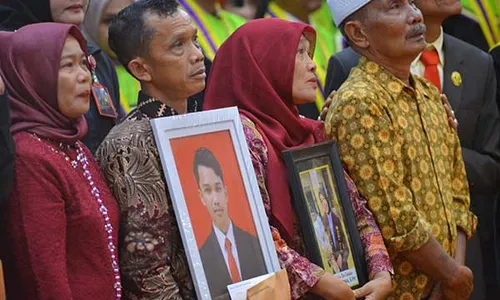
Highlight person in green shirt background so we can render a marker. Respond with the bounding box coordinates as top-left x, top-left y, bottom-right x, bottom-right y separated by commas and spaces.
265, 0, 342, 119
84, 0, 216, 113
443, 0, 499, 51
83, 0, 139, 113
221, 0, 269, 19
178, 0, 247, 61
461, 0, 499, 47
